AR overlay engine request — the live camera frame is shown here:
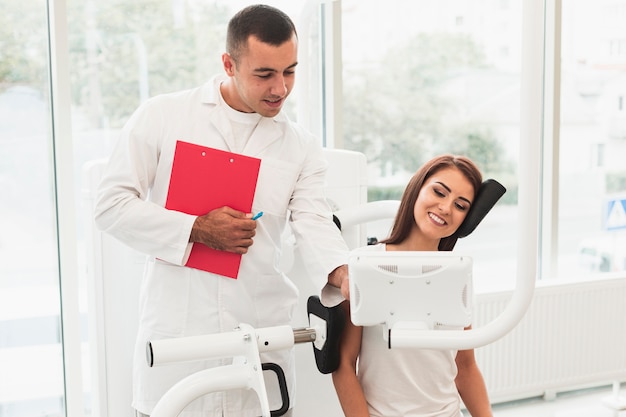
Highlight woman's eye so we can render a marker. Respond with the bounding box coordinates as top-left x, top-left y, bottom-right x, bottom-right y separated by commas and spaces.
455, 202, 469, 211
434, 189, 445, 197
